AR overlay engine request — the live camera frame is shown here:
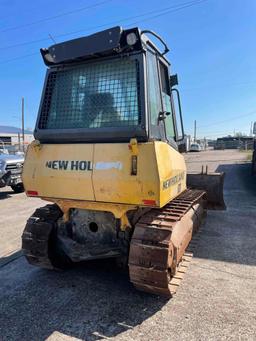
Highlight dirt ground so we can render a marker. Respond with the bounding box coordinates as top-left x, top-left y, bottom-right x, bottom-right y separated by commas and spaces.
0, 149, 255, 341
